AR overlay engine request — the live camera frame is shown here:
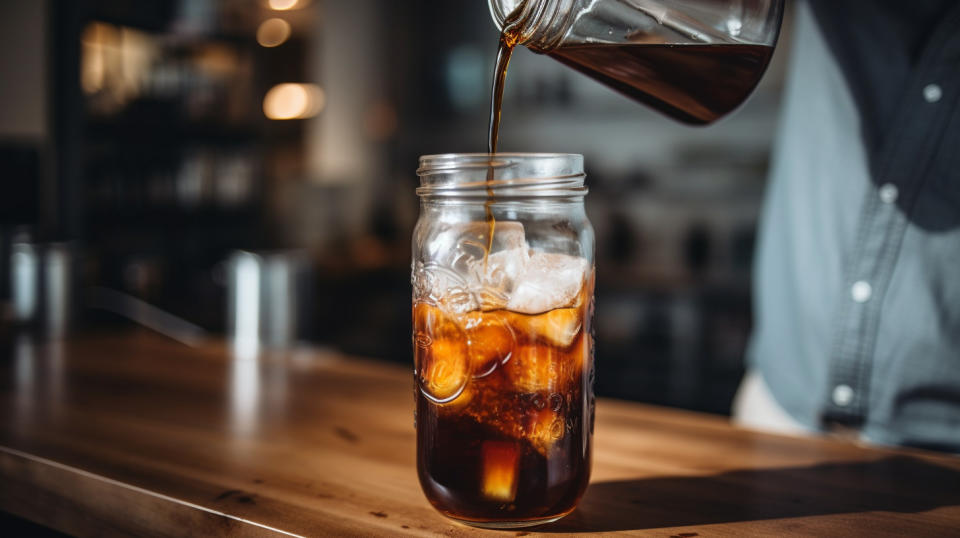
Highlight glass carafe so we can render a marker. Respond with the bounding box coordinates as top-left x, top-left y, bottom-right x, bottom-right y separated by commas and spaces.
488, 0, 785, 124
